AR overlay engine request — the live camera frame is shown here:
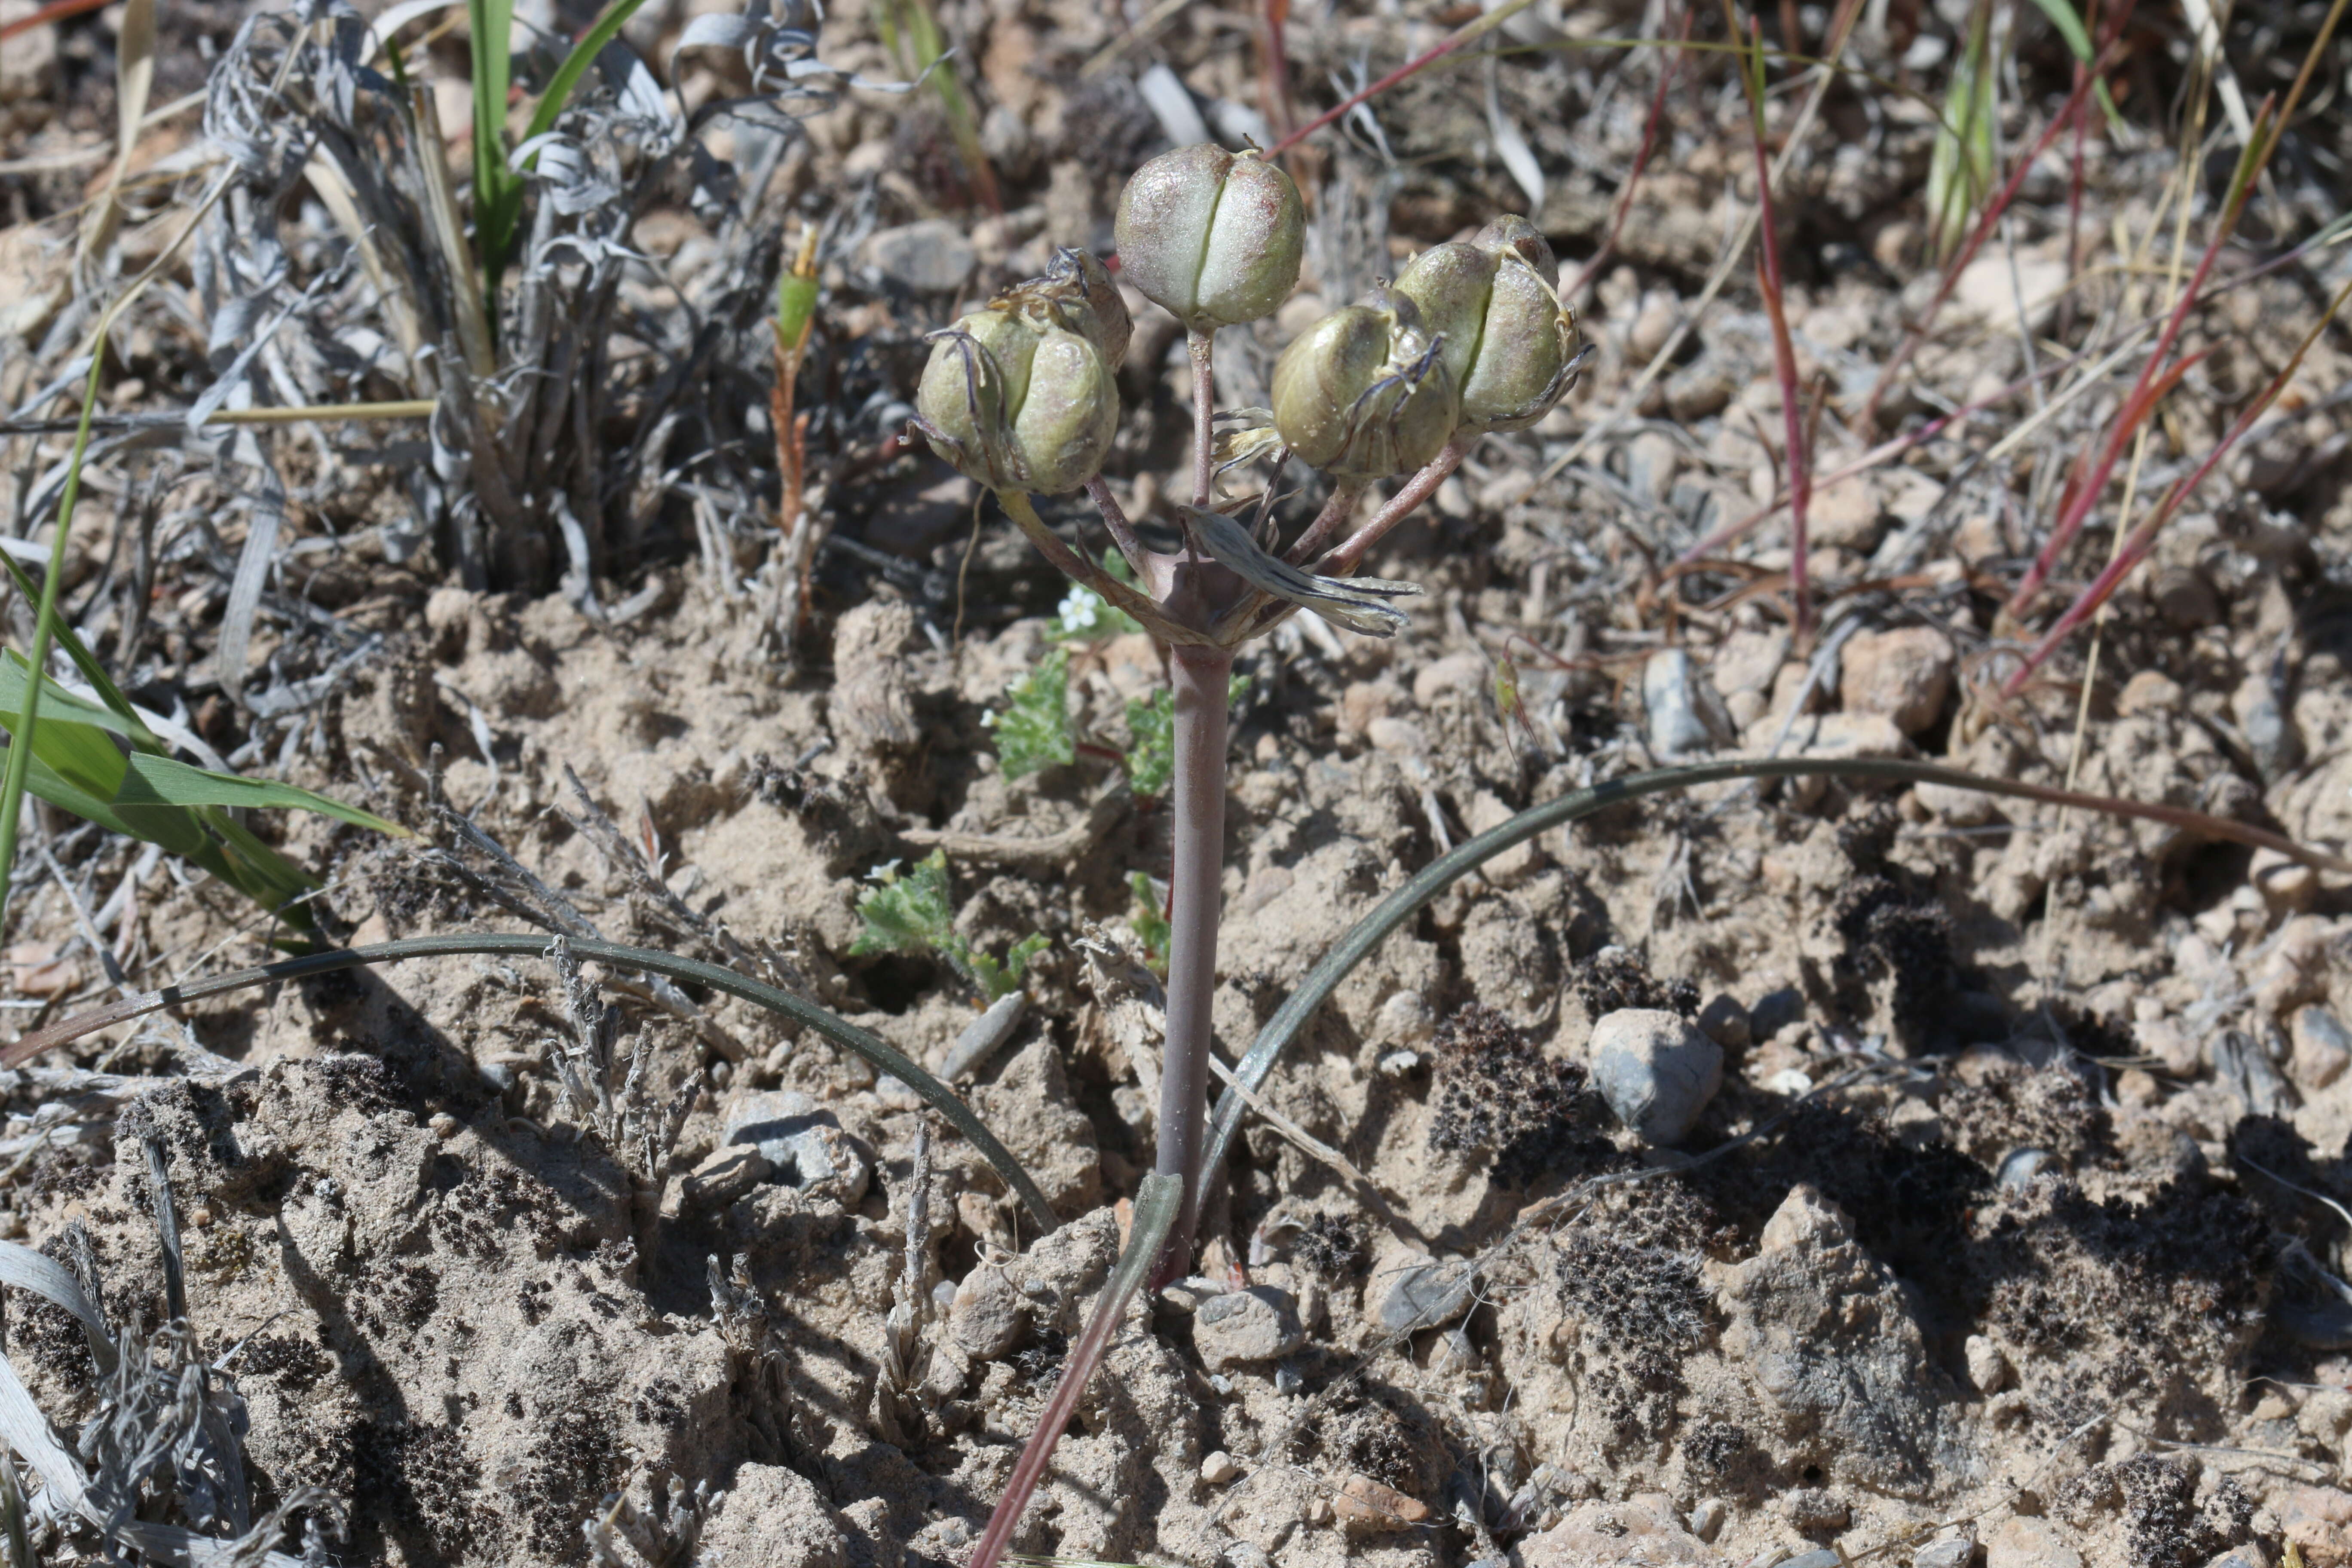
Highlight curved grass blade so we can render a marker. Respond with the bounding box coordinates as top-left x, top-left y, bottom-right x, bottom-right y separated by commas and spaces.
967, 1172, 1180, 1568
519, 0, 655, 155
0, 933, 1063, 1233
1200, 754, 2352, 1193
